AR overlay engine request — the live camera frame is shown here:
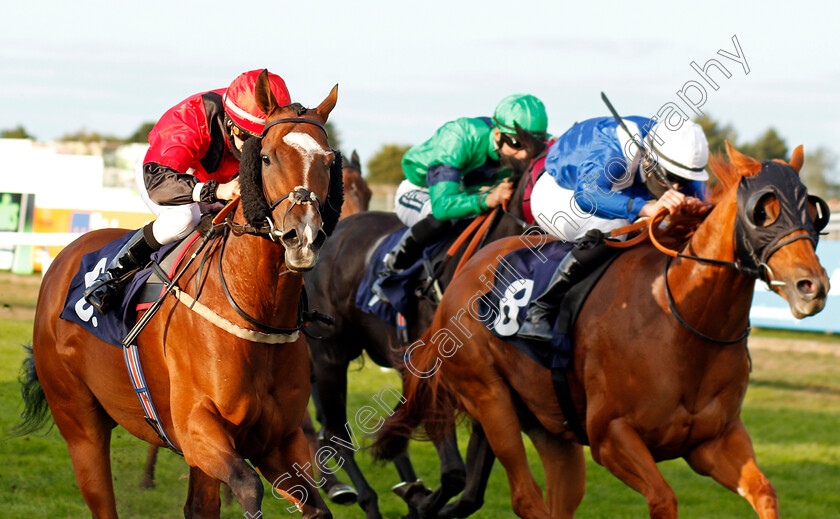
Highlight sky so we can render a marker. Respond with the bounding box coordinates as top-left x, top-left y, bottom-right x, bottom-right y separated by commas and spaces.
2, 0, 839, 175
